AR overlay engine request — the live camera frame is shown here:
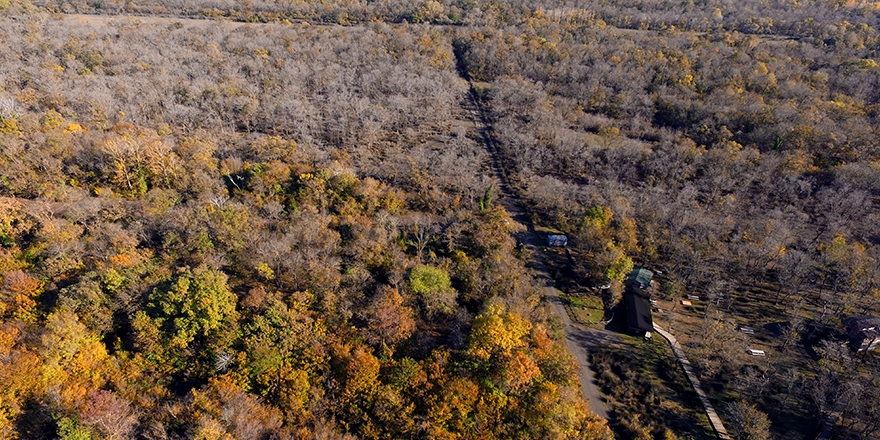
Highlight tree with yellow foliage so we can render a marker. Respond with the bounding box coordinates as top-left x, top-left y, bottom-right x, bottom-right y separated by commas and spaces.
0, 270, 42, 322
466, 303, 531, 363
40, 310, 113, 413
